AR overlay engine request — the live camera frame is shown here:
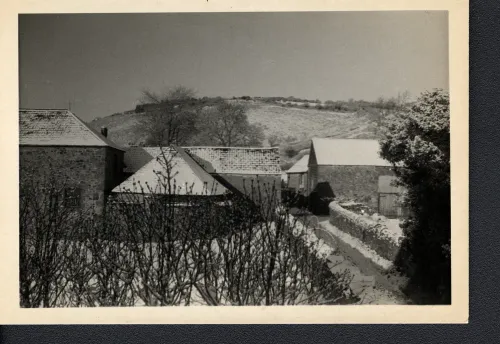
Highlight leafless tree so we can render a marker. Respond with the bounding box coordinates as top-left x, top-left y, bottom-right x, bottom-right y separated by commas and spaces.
19, 164, 86, 307
396, 90, 412, 109
267, 132, 282, 147
140, 86, 199, 146
140, 85, 196, 104
196, 102, 265, 147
